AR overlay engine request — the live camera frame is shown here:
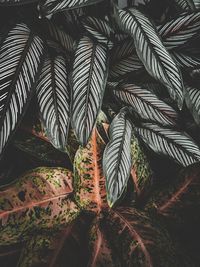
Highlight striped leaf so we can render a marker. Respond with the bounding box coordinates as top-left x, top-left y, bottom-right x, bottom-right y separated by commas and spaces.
71, 36, 108, 146
103, 109, 132, 207
113, 83, 178, 126
115, 7, 184, 109
0, 0, 38, 5
135, 123, 200, 166
39, 0, 104, 17
158, 12, 200, 50
0, 23, 44, 157
173, 0, 196, 11
194, 0, 200, 8
184, 85, 200, 125
36, 54, 70, 151
82, 16, 113, 49
109, 38, 143, 81
171, 50, 200, 69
